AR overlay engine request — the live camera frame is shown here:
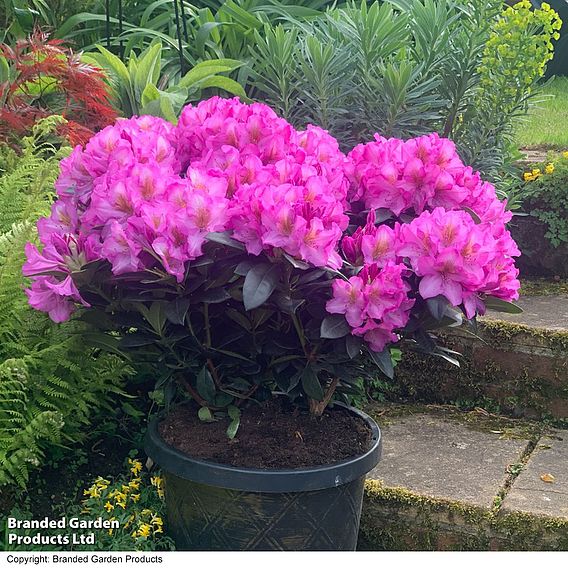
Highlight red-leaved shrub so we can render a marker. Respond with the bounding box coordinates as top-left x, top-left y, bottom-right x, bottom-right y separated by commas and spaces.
0, 29, 117, 146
